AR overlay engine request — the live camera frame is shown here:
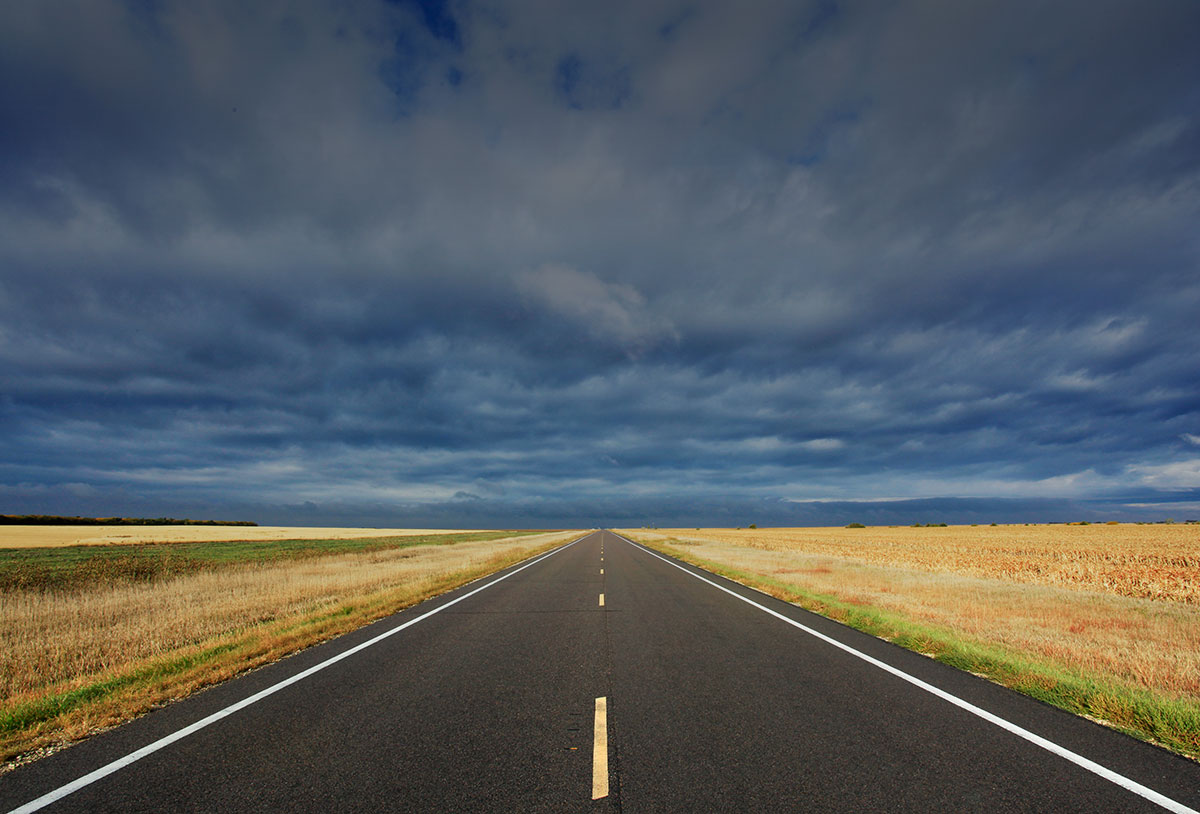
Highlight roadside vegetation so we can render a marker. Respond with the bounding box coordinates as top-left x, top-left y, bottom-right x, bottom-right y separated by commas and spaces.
618, 525, 1200, 760
0, 529, 578, 769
